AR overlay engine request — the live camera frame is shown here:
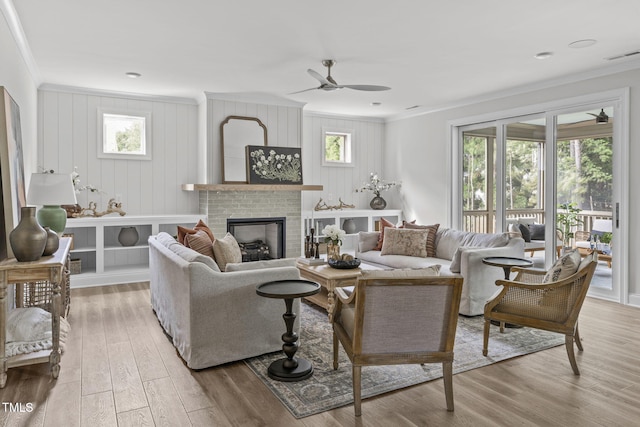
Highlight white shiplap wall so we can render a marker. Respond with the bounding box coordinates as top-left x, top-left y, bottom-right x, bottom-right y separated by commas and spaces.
206, 94, 304, 183
37, 88, 200, 215
302, 113, 390, 212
